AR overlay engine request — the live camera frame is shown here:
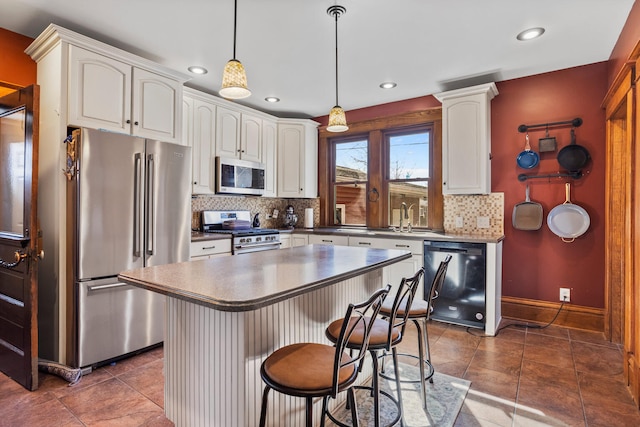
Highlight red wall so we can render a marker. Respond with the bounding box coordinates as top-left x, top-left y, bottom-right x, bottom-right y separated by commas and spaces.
492, 63, 607, 308
315, 63, 608, 308
0, 28, 36, 86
